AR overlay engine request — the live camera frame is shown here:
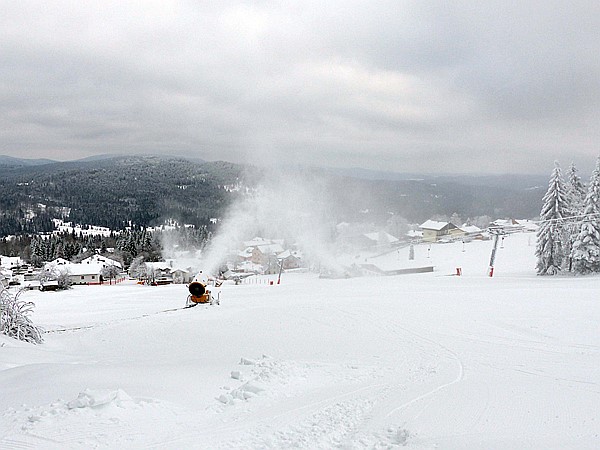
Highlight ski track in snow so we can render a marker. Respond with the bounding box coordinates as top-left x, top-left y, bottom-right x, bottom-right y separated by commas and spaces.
141, 356, 395, 448
43, 304, 201, 334
184, 305, 467, 449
